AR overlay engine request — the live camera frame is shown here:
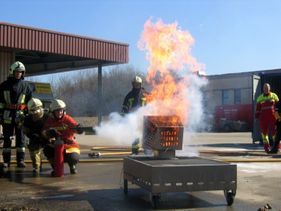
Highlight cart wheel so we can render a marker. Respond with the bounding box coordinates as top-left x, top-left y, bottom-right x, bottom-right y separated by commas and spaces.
151, 194, 160, 209
224, 189, 235, 206
124, 179, 128, 195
